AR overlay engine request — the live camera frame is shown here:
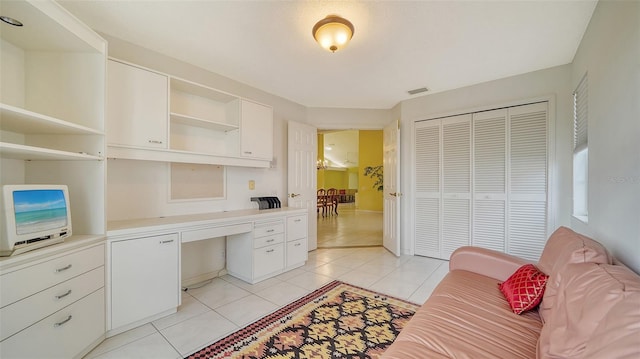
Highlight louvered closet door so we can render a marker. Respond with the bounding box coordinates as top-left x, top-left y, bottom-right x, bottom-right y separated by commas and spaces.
473, 109, 507, 252
414, 120, 441, 257
441, 115, 472, 259
508, 102, 548, 260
